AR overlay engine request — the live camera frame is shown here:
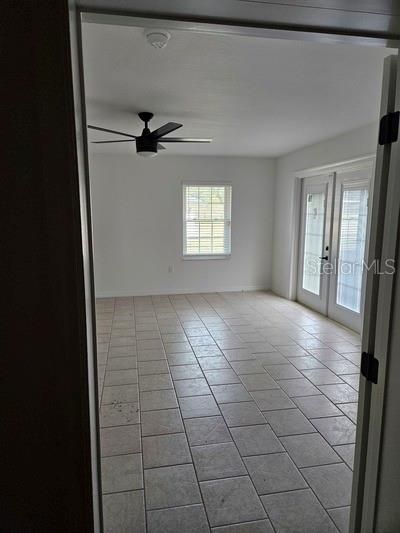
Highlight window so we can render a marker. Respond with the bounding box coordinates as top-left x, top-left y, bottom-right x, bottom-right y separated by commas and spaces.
183, 184, 232, 257
302, 191, 326, 295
